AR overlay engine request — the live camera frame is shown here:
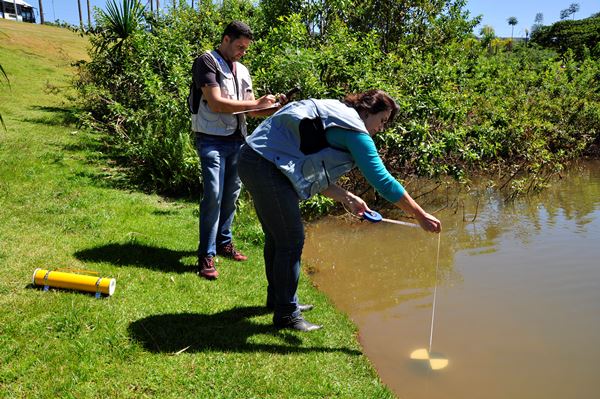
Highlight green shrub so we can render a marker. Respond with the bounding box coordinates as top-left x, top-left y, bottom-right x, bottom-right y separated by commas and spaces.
531, 16, 600, 59
75, 1, 600, 206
